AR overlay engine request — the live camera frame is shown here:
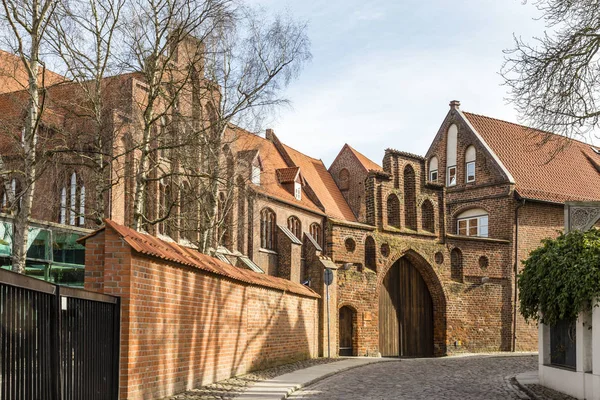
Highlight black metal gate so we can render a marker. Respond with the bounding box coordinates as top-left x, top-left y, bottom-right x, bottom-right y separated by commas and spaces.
0, 268, 120, 400
550, 318, 576, 369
